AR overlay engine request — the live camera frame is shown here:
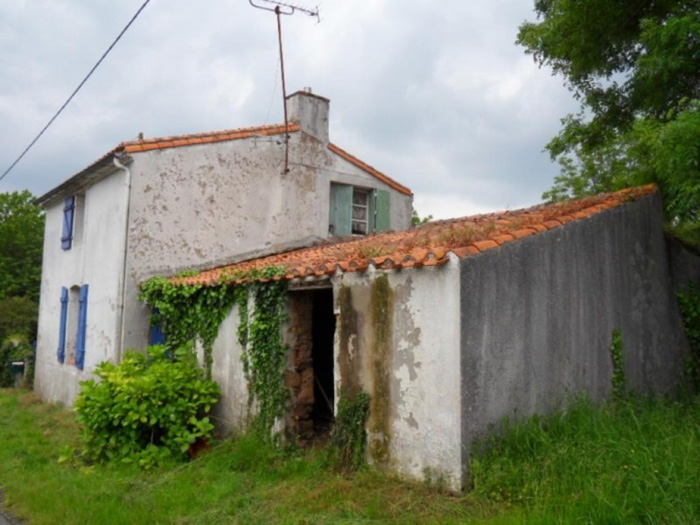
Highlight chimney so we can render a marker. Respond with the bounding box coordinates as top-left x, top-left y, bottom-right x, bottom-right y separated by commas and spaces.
286, 88, 330, 144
